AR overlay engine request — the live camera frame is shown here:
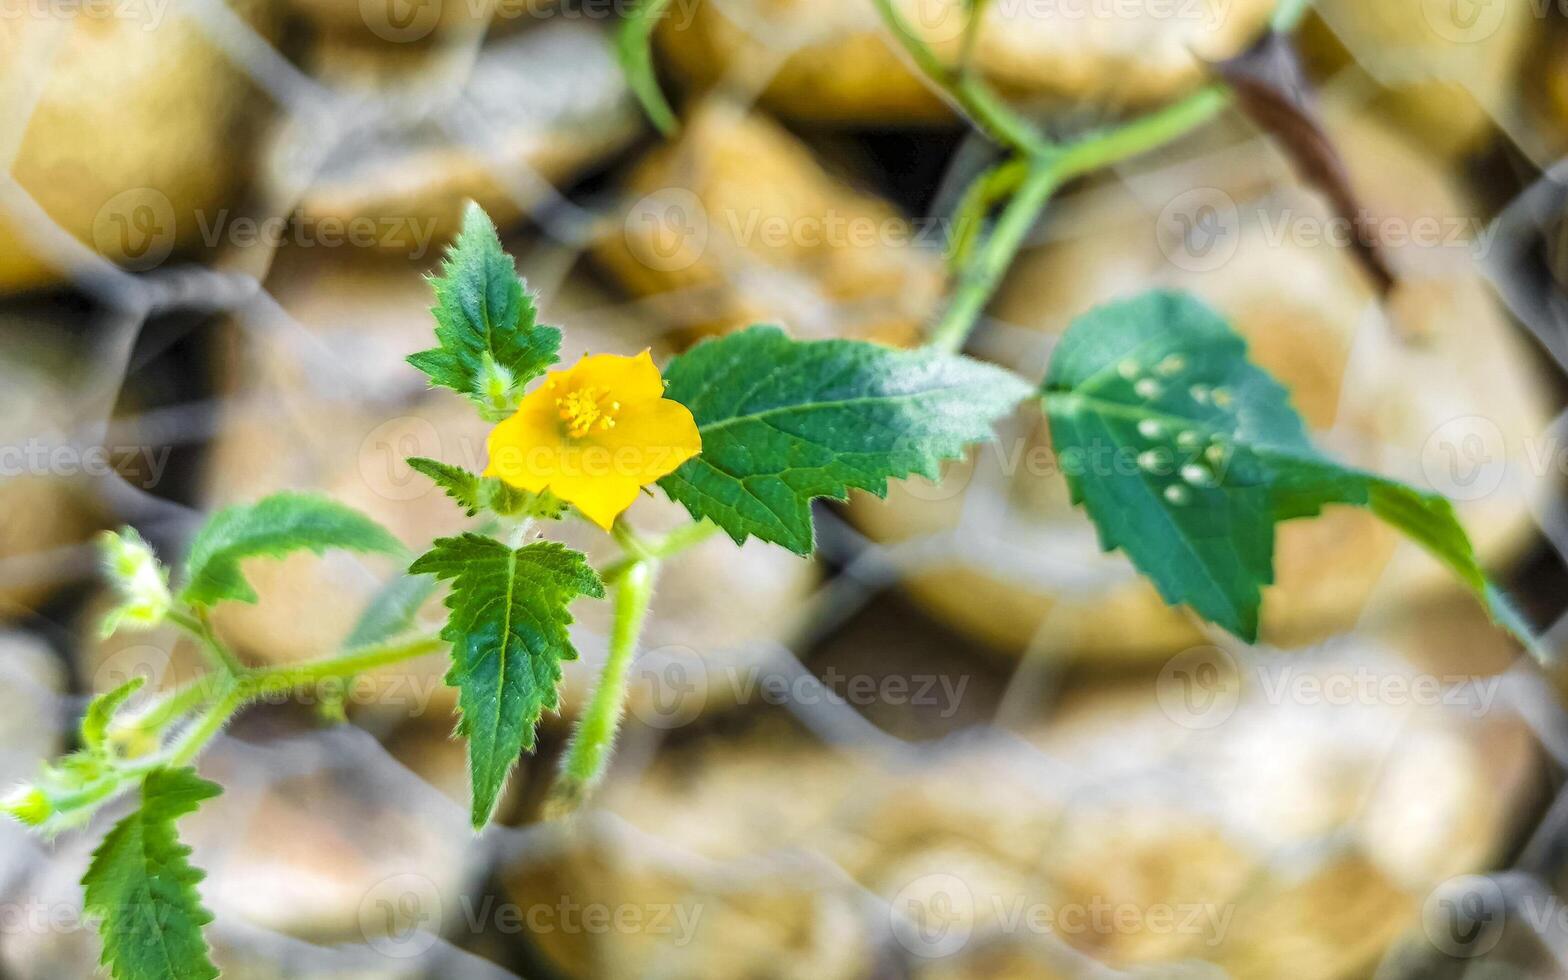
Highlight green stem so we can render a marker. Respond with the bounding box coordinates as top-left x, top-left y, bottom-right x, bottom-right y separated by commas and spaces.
869, 0, 1048, 155
547, 559, 657, 814
1050, 85, 1228, 183
601, 519, 720, 583
930, 161, 1060, 353
928, 84, 1229, 352
239, 633, 447, 698
167, 609, 247, 676
168, 683, 245, 767
1271, 0, 1313, 30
